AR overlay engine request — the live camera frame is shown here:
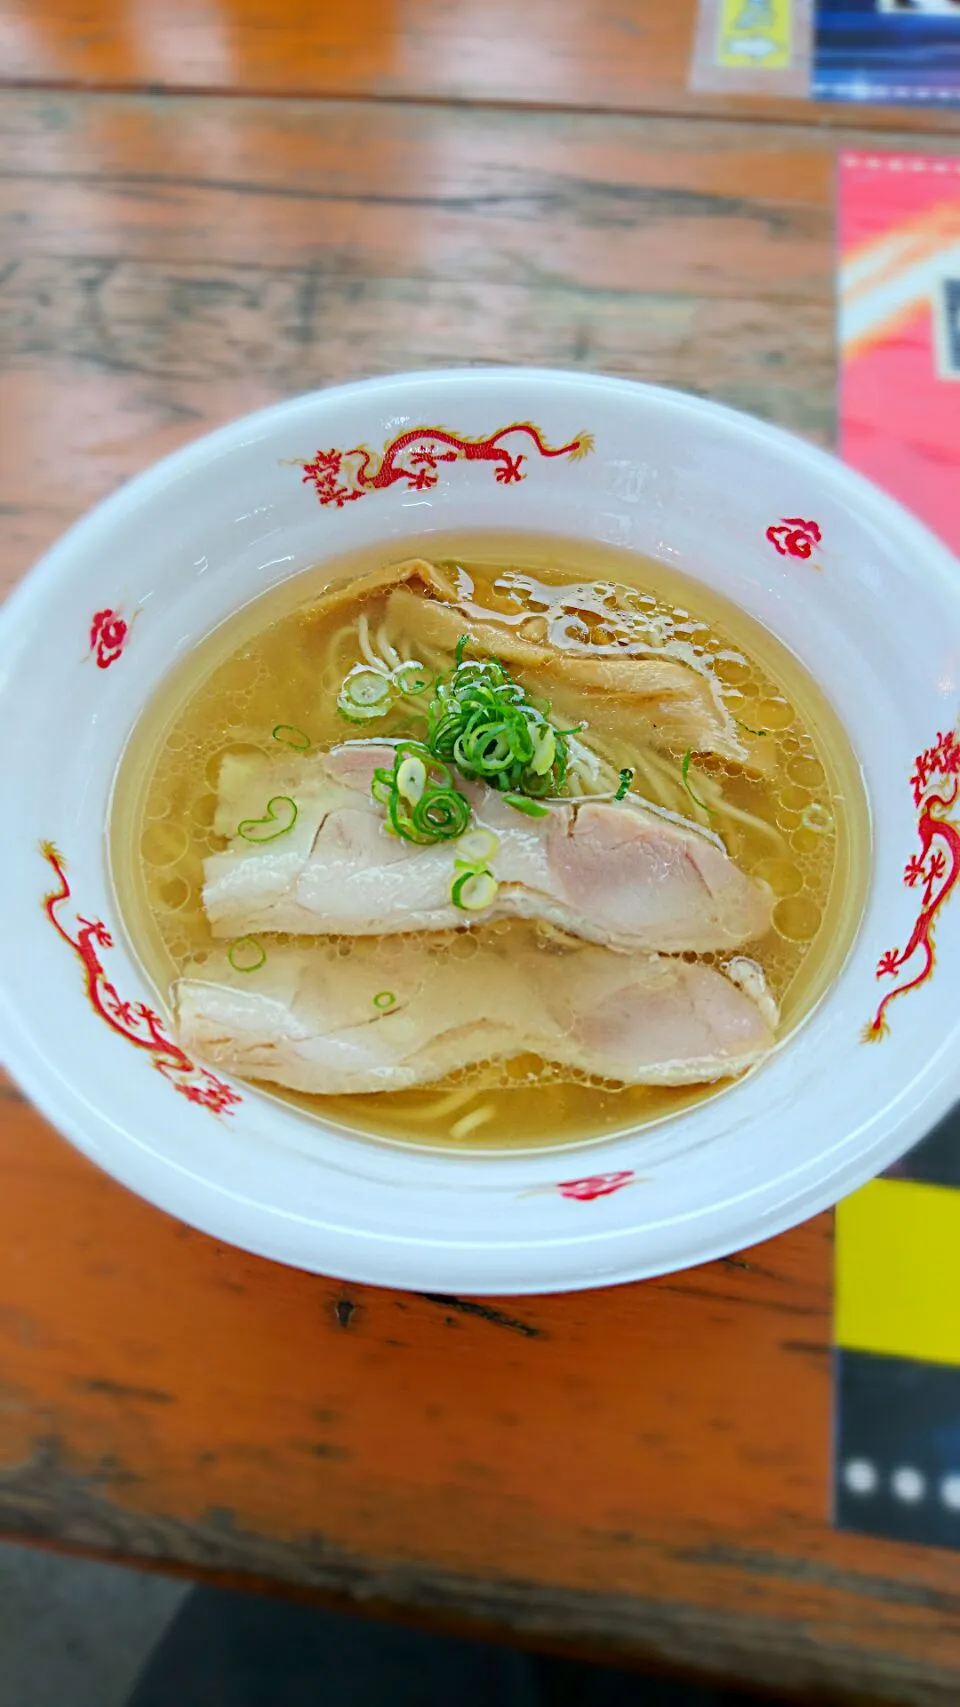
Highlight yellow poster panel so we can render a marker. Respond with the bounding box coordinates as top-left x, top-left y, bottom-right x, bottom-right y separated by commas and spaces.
717, 0, 792, 70
836, 1179, 960, 1370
